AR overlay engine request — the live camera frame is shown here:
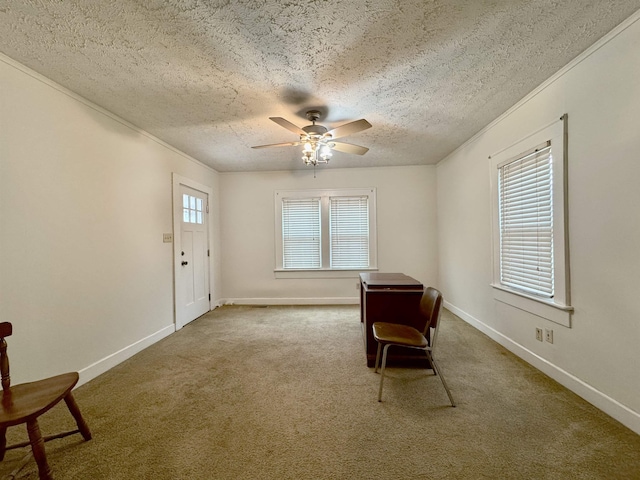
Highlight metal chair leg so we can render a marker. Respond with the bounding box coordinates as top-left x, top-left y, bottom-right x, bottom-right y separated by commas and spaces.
378, 344, 391, 402
426, 351, 456, 407
374, 342, 382, 373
